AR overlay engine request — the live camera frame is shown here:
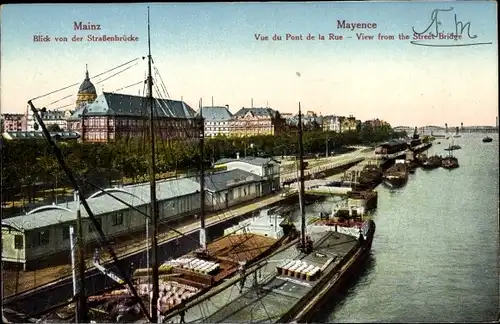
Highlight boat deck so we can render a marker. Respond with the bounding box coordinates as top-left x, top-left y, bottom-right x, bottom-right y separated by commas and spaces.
80, 234, 279, 322
179, 231, 358, 323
